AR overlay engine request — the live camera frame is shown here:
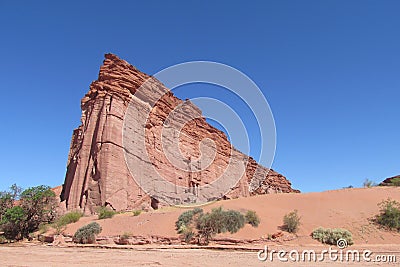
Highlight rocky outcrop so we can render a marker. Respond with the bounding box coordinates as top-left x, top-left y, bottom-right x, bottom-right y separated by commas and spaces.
61, 54, 298, 213
379, 175, 400, 186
